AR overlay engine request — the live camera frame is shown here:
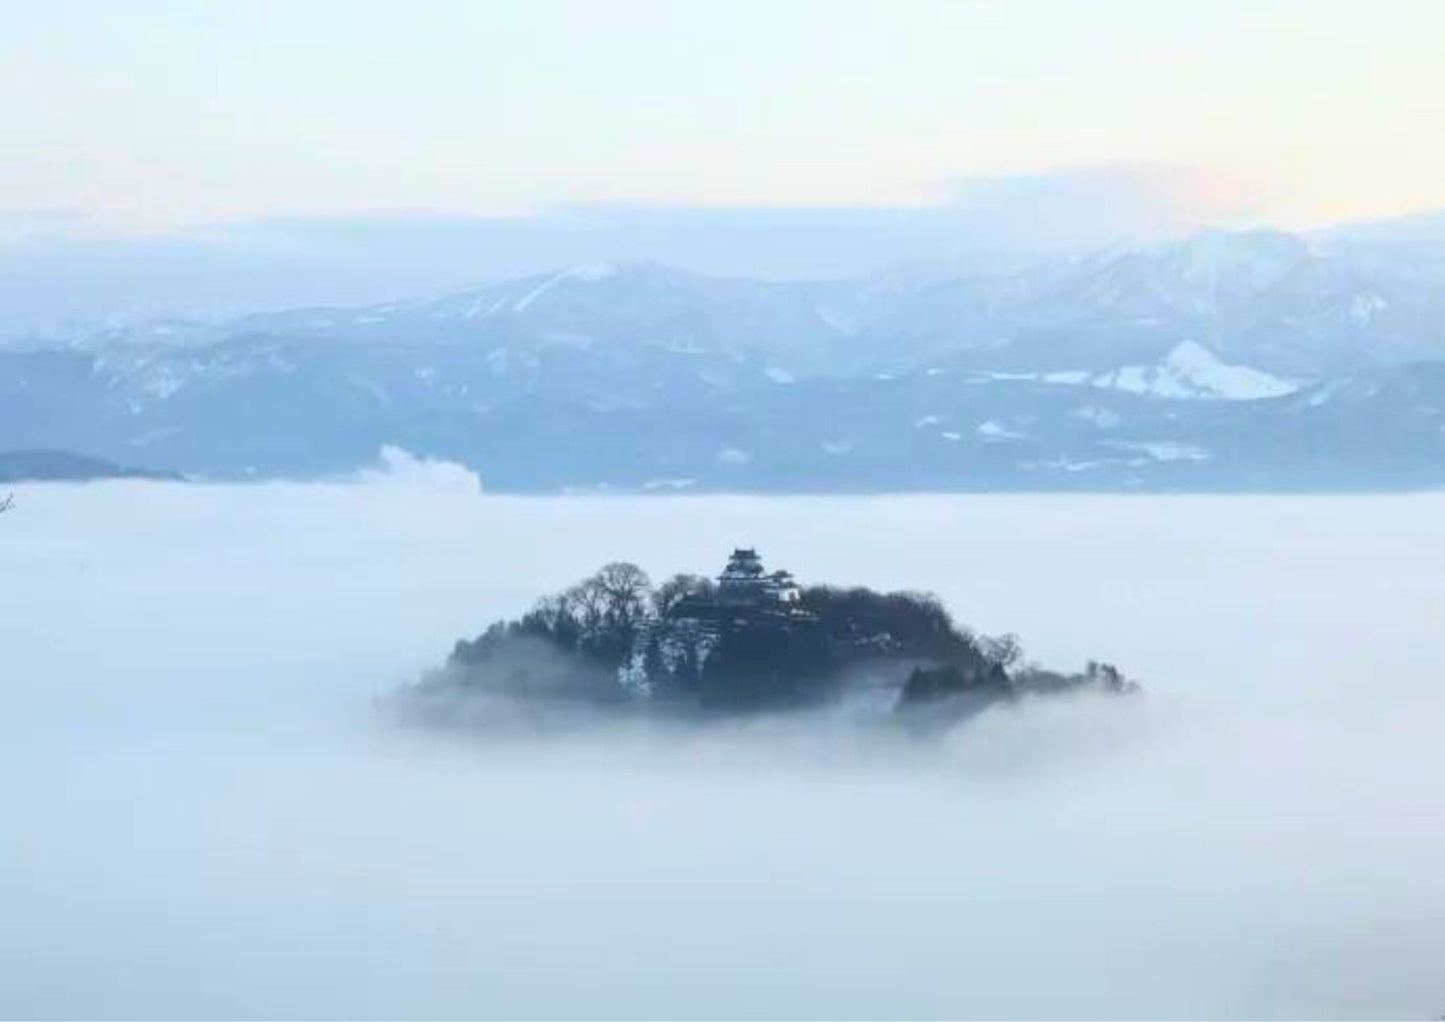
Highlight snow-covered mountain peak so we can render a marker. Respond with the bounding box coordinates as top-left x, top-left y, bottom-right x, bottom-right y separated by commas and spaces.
1154, 339, 1299, 399
1007, 340, 1301, 401
21, 228, 1445, 383
1168, 228, 1310, 290
567, 261, 618, 282
509, 262, 643, 311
